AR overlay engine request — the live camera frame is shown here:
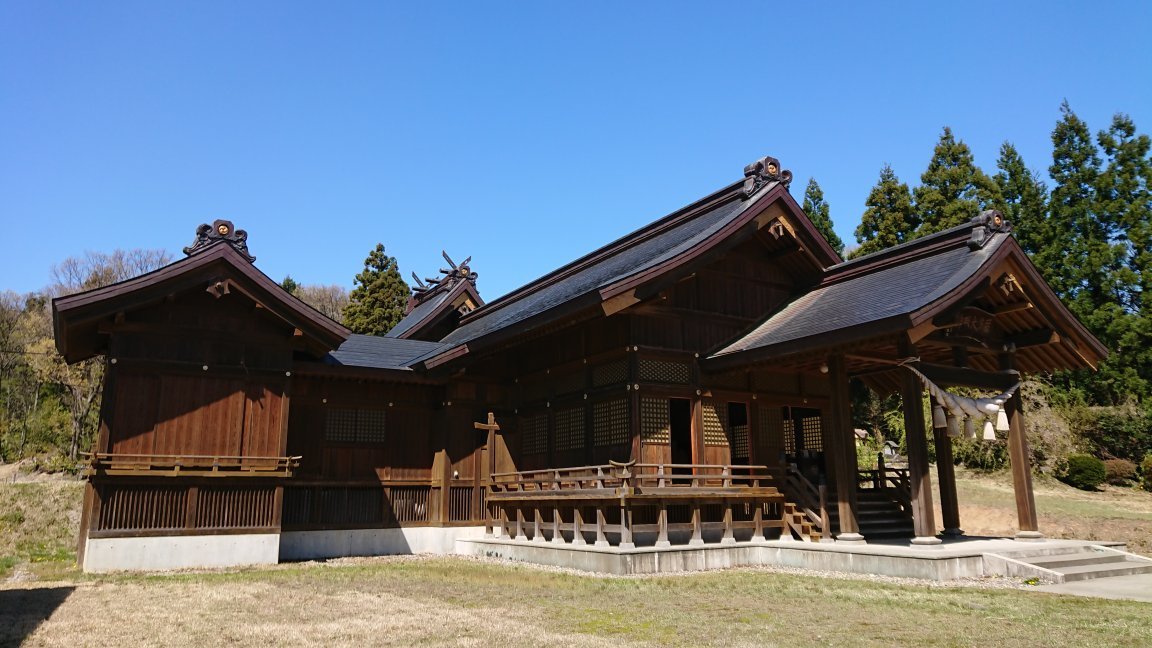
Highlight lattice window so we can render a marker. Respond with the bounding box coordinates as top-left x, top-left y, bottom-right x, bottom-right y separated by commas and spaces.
800, 415, 823, 451
554, 406, 585, 452
553, 371, 585, 396
325, 409, 386, 444
702, 401, 729, 446
758, 405, 786, 455
592, 360, 629, 387
520, 413, 549, 455
638, 359, 690, 384
640, 397, 670, 443
593, 398, 630, 447
729, 424, 749, 459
